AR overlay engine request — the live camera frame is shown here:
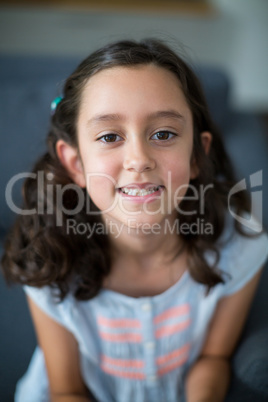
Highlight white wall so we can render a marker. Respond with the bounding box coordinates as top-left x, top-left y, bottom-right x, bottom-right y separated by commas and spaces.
208, 0, 268, 111
0, 0, 267, 112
